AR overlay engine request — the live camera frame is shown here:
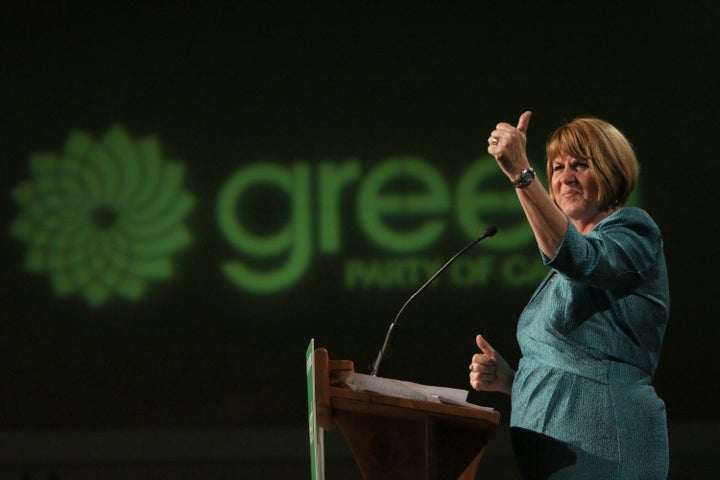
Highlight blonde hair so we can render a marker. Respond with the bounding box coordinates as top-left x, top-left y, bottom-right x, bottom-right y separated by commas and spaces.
546, 117, 639, 210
